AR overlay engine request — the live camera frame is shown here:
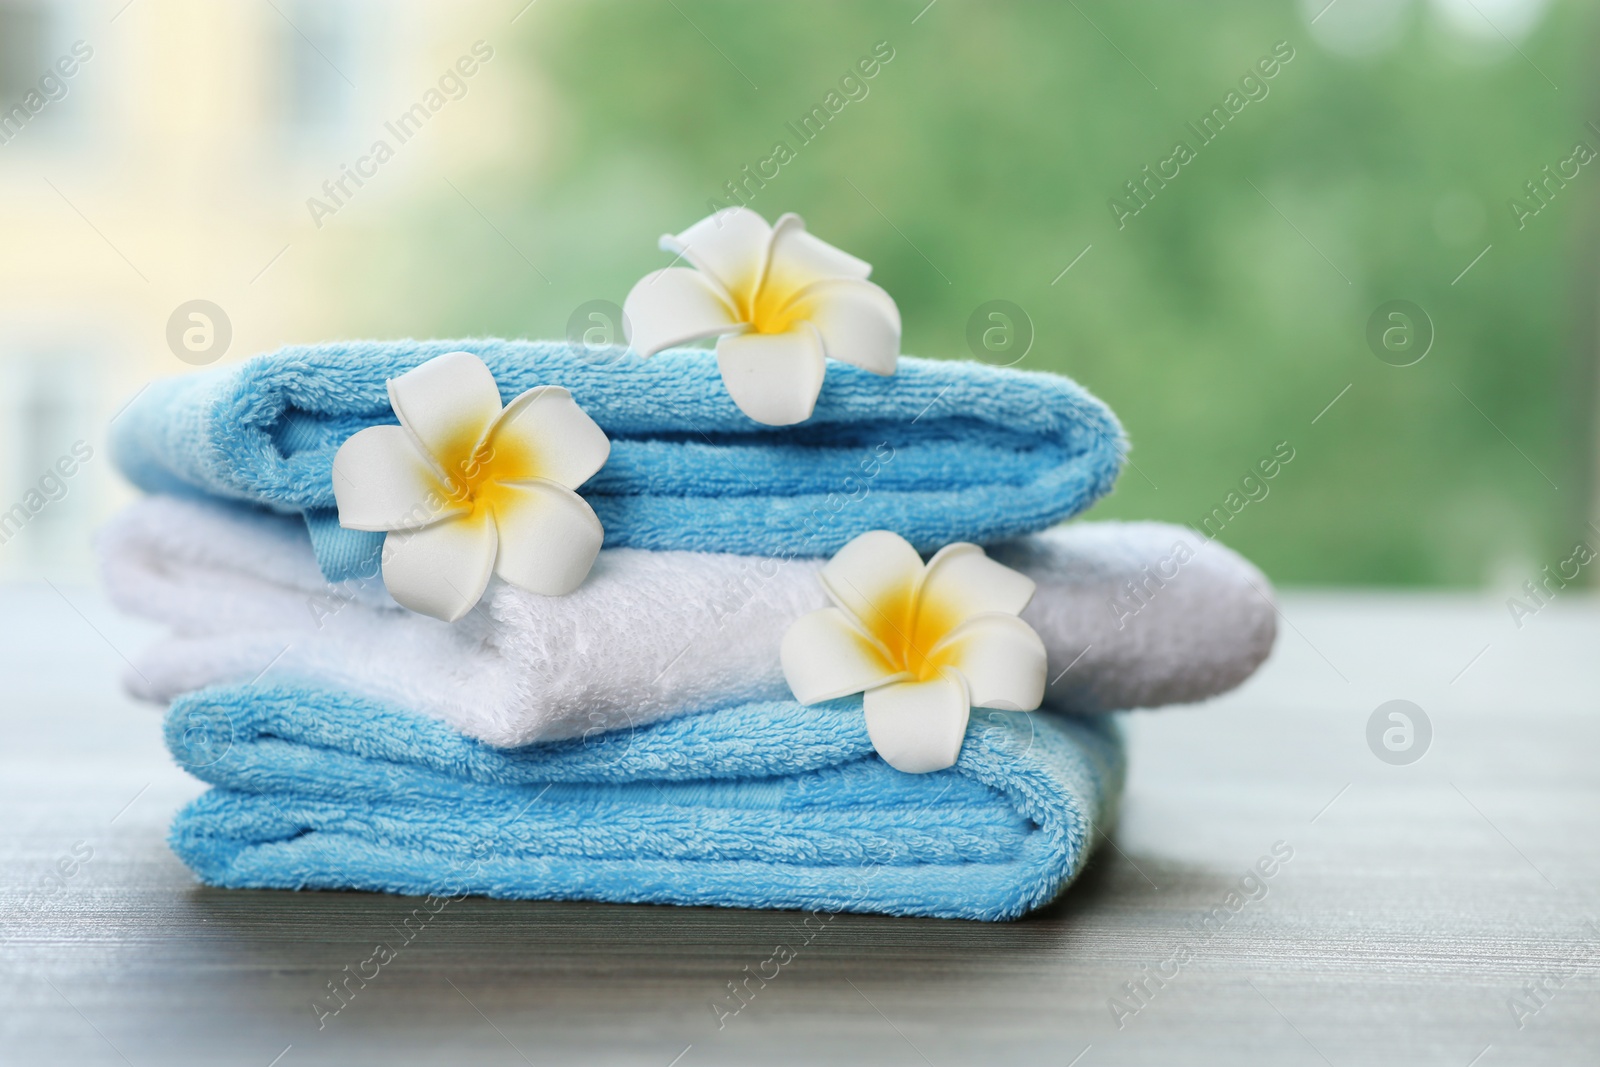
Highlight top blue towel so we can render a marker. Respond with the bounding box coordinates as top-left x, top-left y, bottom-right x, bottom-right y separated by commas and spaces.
111, 340, 1125, 581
